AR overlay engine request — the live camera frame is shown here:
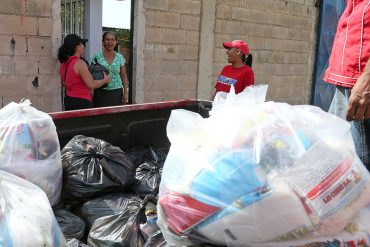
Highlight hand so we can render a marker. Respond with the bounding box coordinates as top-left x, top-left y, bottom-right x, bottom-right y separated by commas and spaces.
122, 89, 129, 104
346, 72, 370, 121
103, 72, 111, 84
